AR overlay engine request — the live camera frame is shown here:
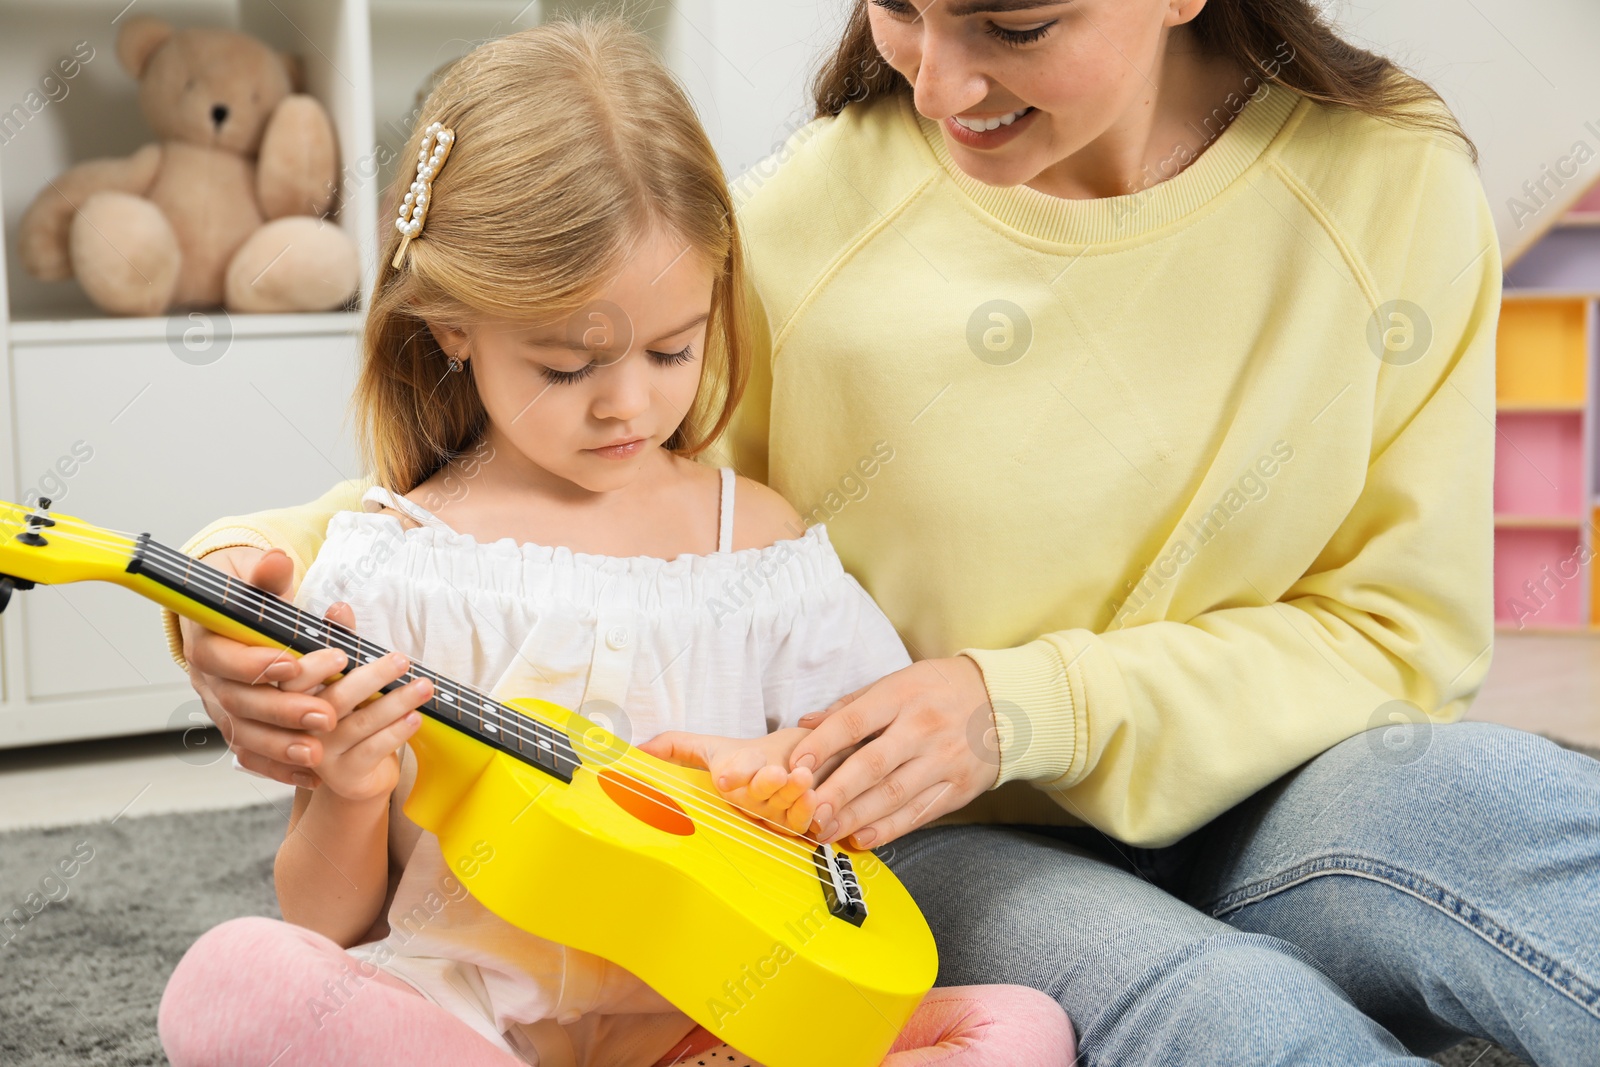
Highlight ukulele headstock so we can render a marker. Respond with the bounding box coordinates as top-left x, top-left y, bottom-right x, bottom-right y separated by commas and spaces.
0, 498, 138, 610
